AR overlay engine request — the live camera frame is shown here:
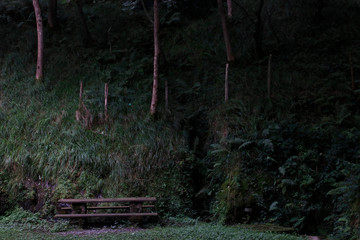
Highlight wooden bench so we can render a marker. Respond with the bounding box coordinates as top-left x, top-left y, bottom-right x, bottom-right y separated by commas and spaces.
54, 197, 157, 220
